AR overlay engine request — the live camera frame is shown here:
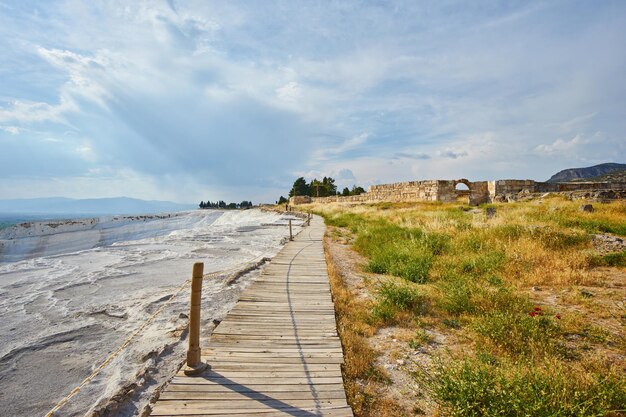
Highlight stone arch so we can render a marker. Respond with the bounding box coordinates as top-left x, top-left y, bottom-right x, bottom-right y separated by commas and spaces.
453, 179, 471, 203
